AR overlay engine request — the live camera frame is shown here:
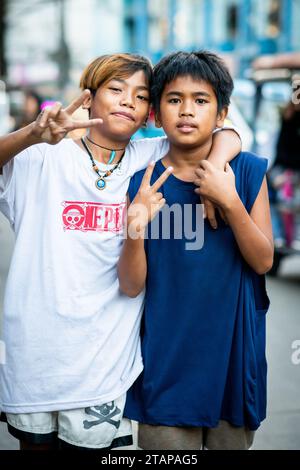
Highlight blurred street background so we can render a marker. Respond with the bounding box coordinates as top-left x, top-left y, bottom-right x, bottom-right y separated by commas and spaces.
0, 0, 300, 450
